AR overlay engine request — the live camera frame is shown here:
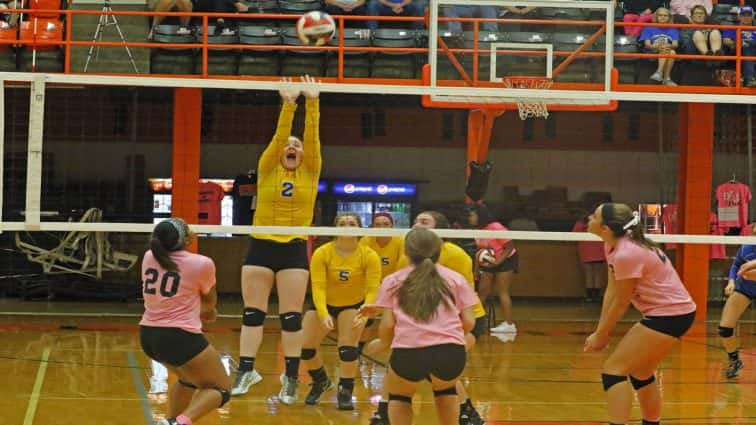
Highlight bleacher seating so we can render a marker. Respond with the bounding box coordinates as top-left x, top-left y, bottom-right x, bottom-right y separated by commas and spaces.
326, 28, 371, 78
150, 24, 197, 74
238, 25, 281, 76
280, 26, 325, 76
195, 25, 239, 75
371, 28, 417, 78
